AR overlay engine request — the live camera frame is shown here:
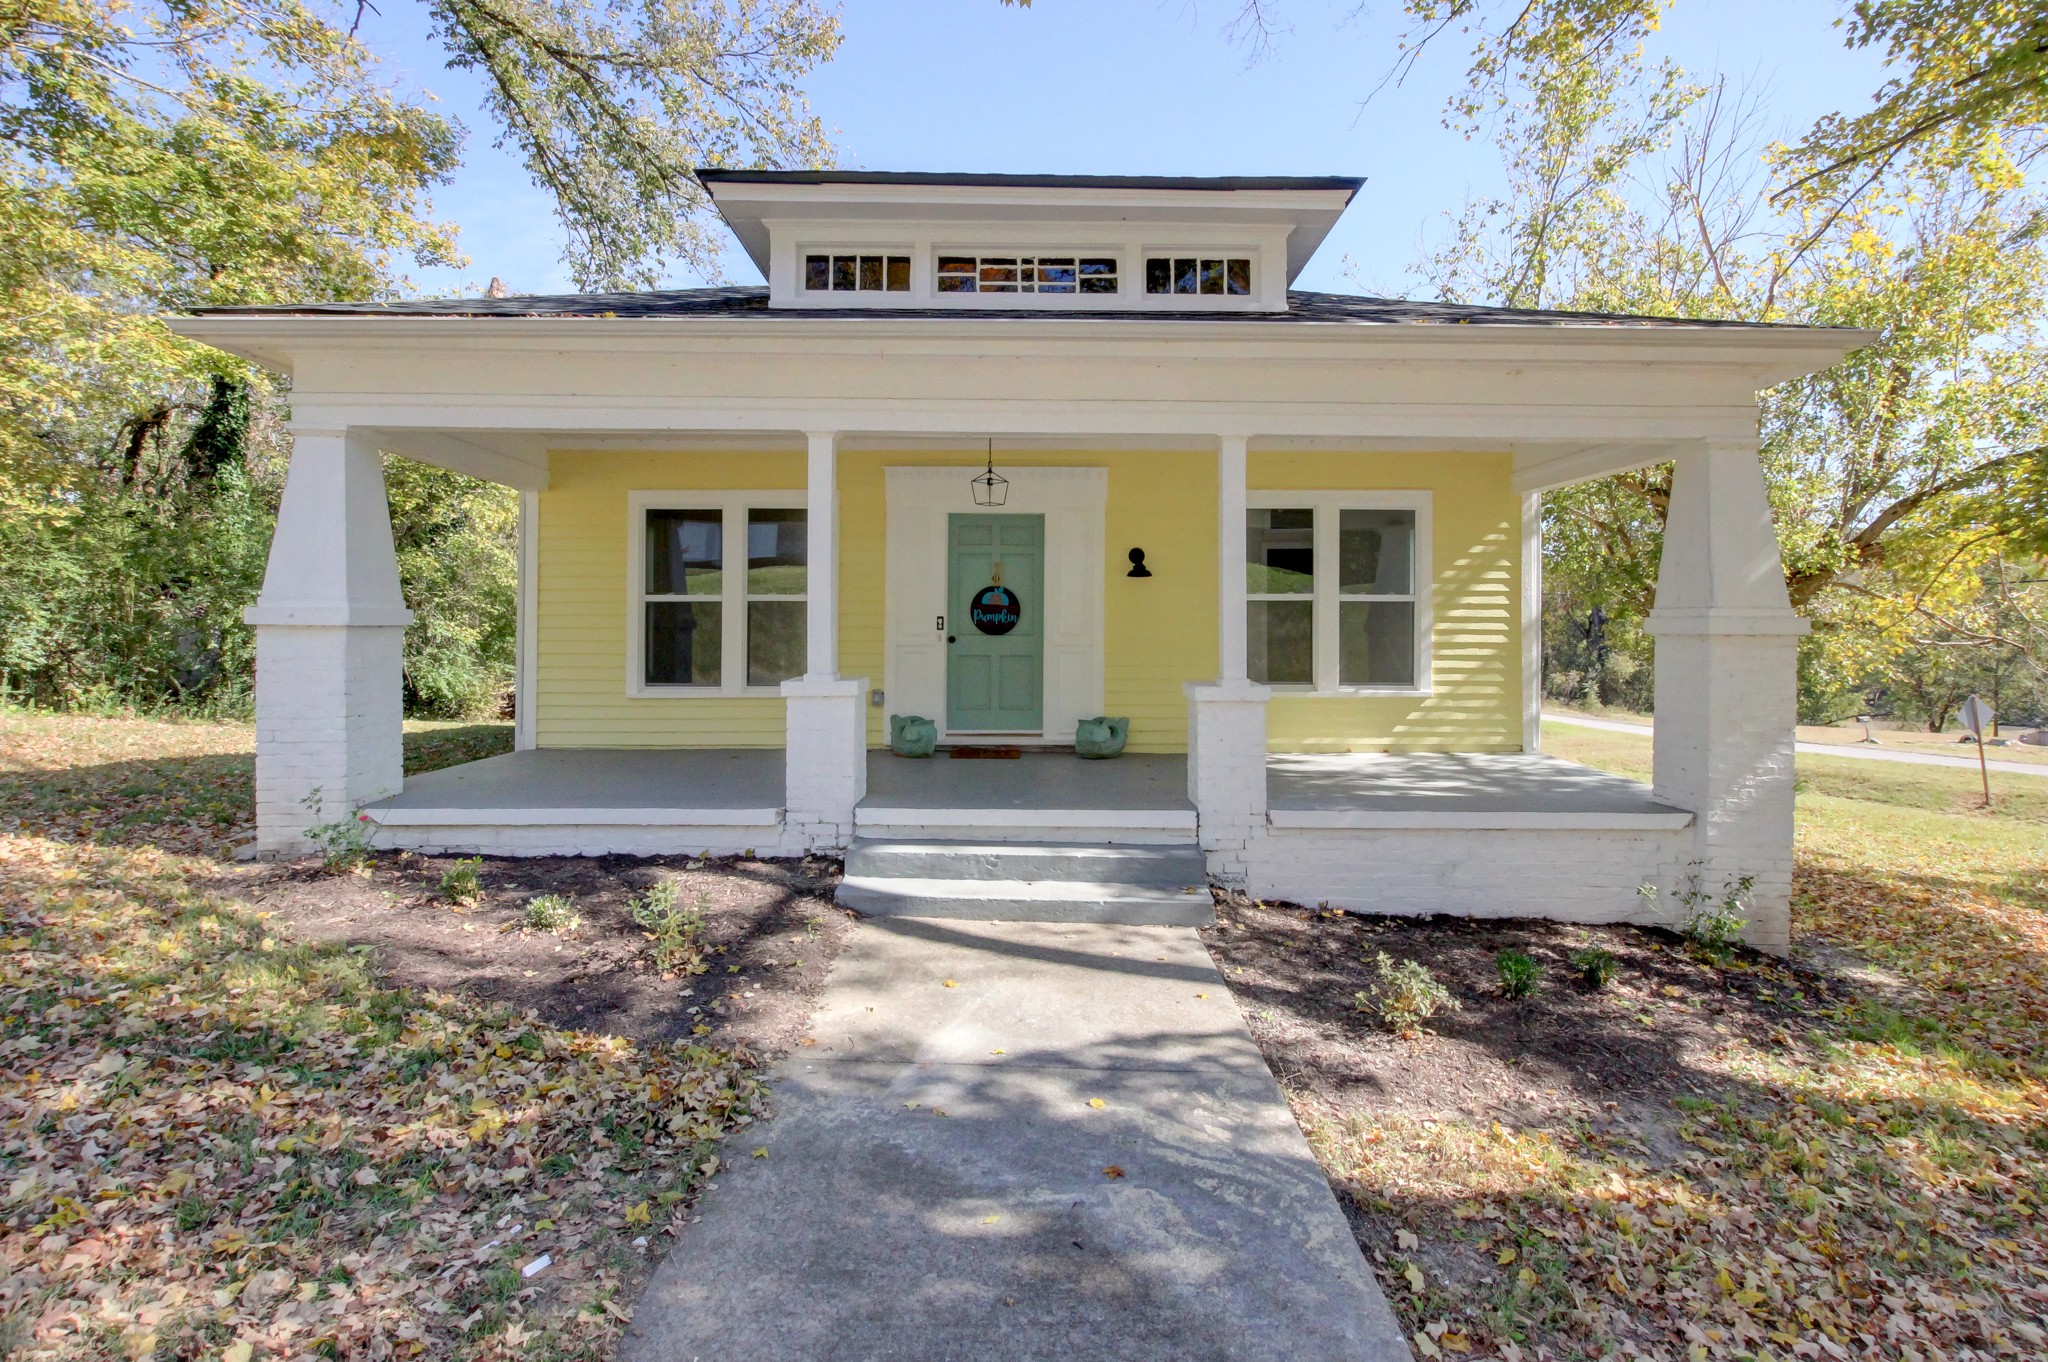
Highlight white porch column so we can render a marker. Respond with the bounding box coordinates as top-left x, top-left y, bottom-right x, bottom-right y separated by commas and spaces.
244, 427, 413, 855
1644, 436, 1808, 953
781, 430, 867, 852
1186, 435, 1269, 887
1522, 491, 1543, 752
